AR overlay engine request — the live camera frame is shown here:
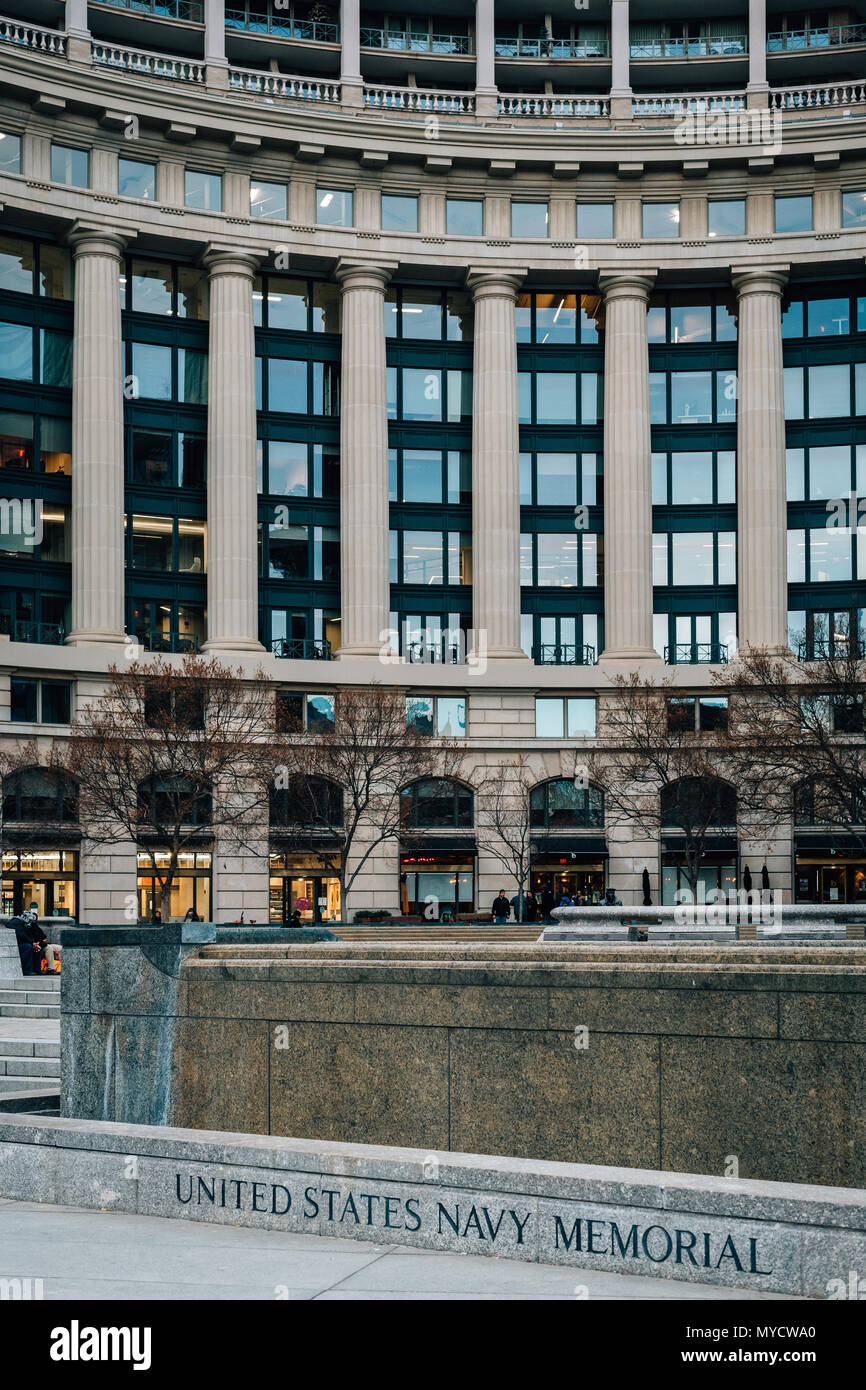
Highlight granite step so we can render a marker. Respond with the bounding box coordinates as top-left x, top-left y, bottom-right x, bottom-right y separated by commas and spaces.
0, 1075, 58, 1092
0, 1038, 59, 1058
0, 988, 61, 1007
0, 976, 60, 991
0, 1087, 60, 1112
0, 1055, 60, 1078
0, 1003, 61, 1019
